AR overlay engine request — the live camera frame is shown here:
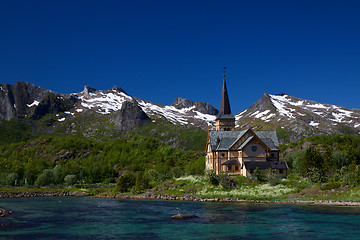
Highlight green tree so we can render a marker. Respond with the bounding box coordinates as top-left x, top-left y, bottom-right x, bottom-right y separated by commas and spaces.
35, 169, 54, 186
6, 173, 18, 186
116, 172, 136, 192
301, 147, 324, 179
331, 150, 350, 169
53, 165, 63, 184
134, 171, 149, 193
64, 174, 77, 185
